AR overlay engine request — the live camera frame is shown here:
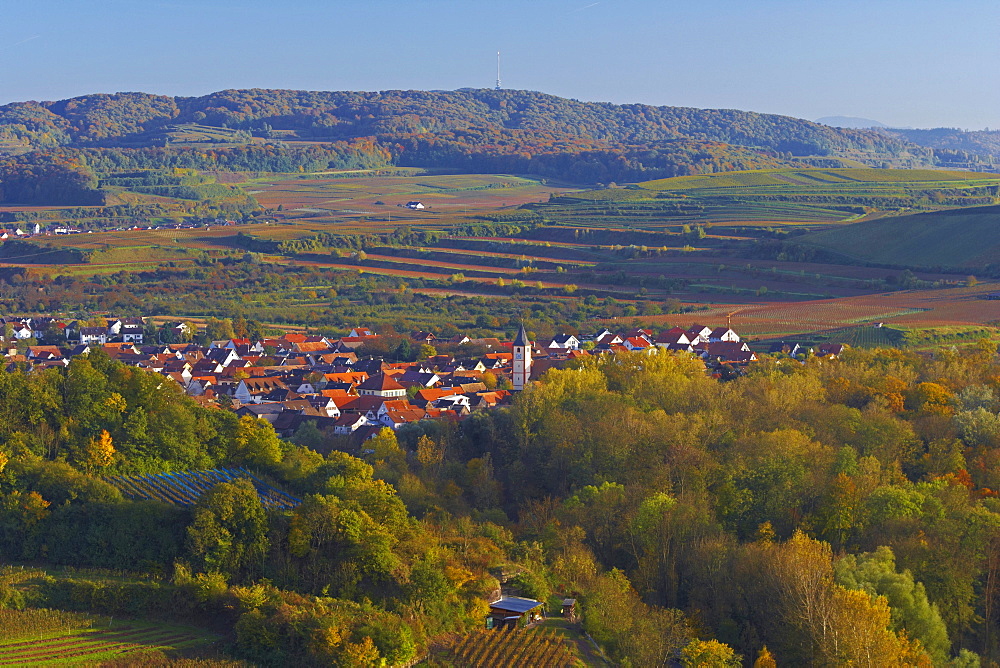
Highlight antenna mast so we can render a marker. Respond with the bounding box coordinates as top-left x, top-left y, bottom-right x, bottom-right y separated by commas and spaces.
495, 51, 502, 90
